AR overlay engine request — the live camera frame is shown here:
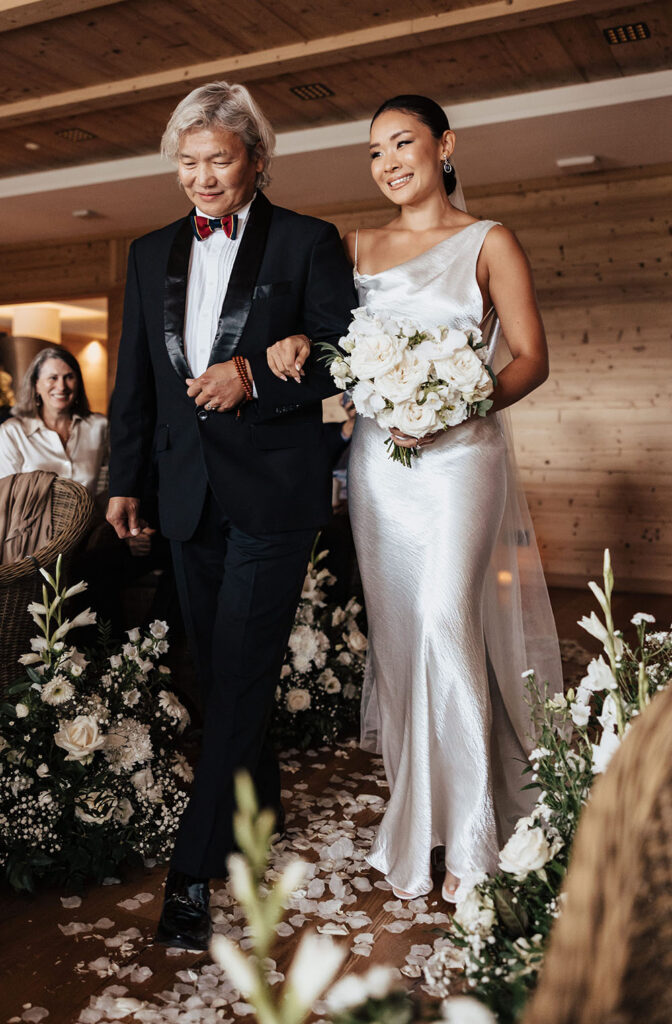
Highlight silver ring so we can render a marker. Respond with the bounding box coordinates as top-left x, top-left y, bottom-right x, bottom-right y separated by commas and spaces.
205, 402, 215, 411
